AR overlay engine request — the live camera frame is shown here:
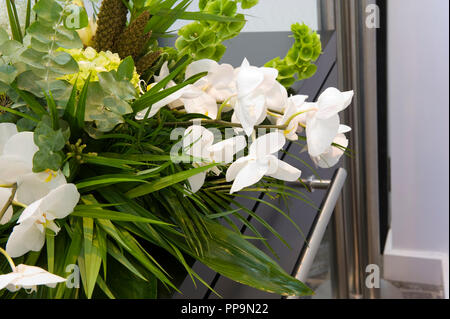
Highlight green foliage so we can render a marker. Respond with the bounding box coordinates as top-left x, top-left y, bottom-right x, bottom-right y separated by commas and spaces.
0, 0, 319, 300
265, 23, 322, 87
84, 69, 137, 132
32, 115, 70, 172
175, 0, 250, 61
